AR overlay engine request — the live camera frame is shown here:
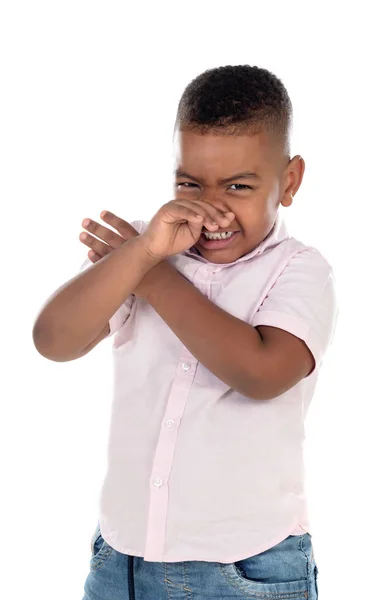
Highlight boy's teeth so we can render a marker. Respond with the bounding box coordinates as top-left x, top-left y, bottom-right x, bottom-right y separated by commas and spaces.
203, 231, 234, 240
